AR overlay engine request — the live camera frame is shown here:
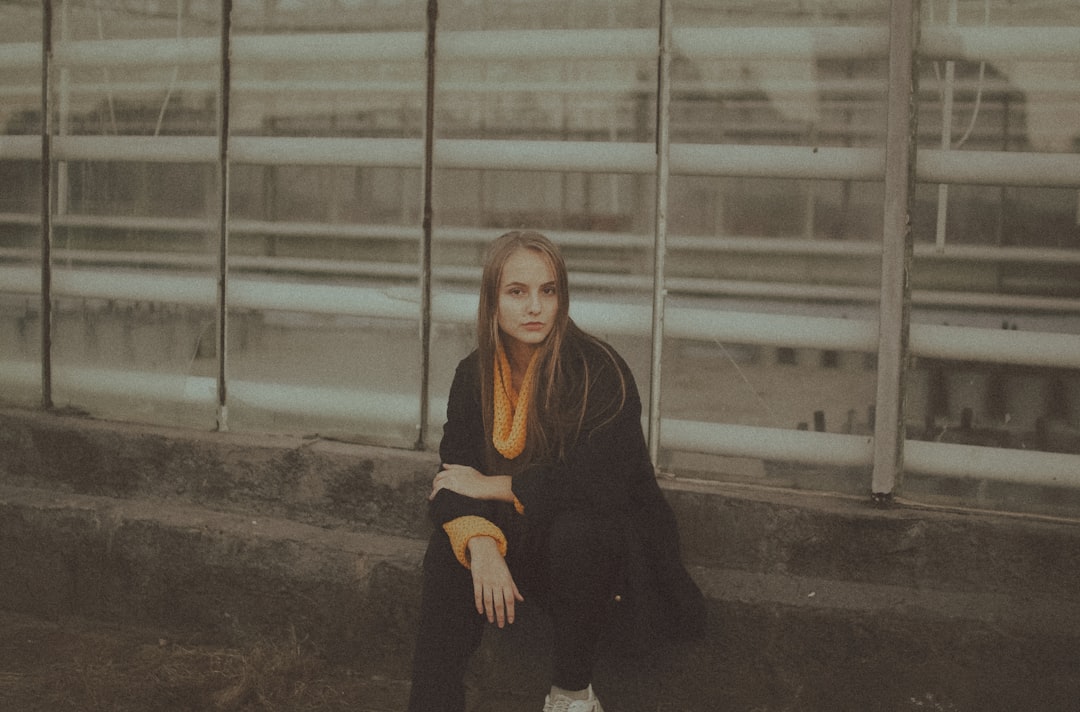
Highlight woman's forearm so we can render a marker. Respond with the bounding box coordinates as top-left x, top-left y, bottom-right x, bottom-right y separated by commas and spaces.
484, 475, 515, 502
431, 465, 516, 503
